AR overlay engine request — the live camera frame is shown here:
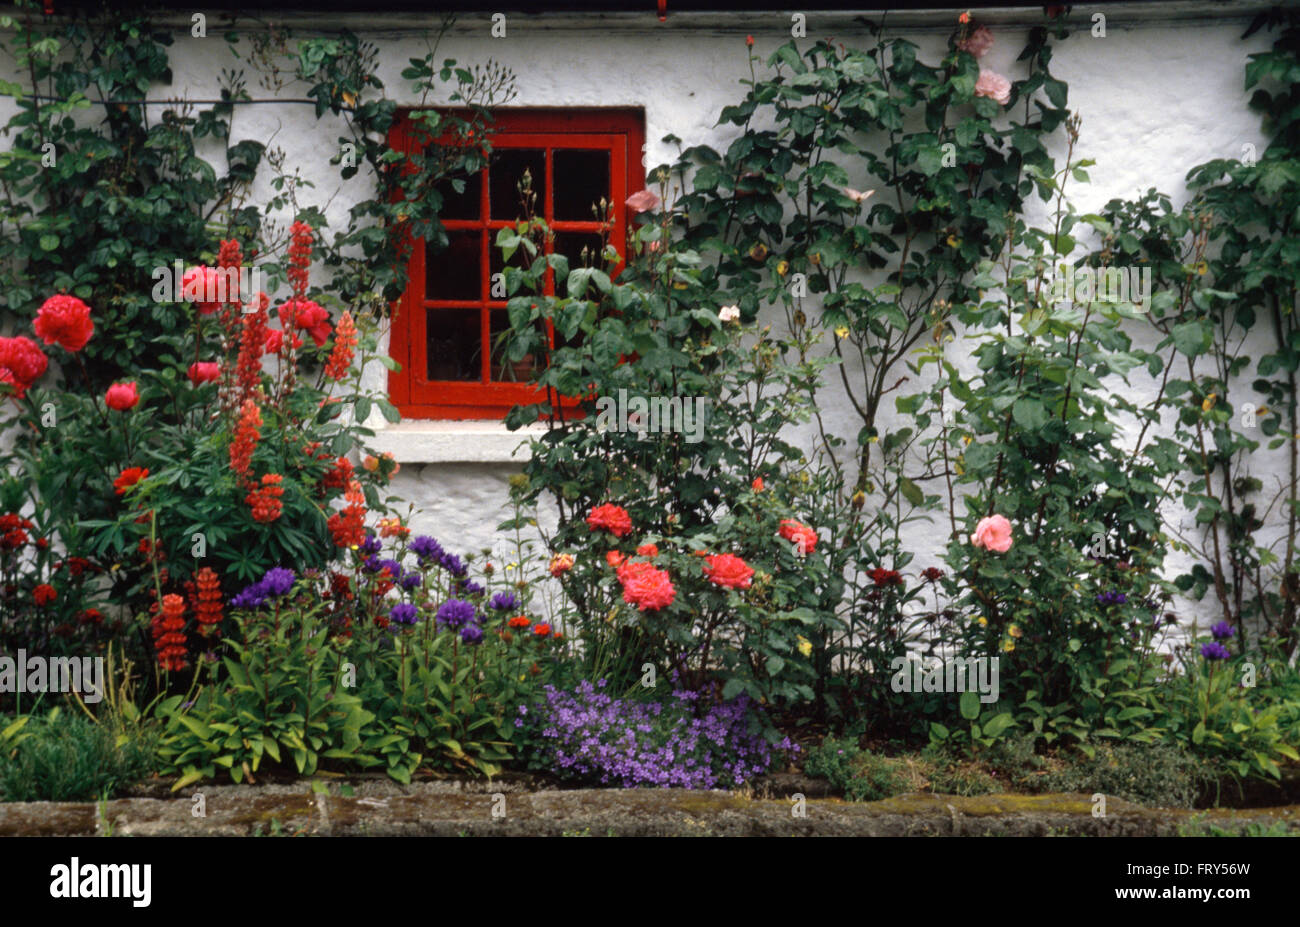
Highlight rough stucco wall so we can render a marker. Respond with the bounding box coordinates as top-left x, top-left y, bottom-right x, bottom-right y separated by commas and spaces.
0, 10, 1277, 621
